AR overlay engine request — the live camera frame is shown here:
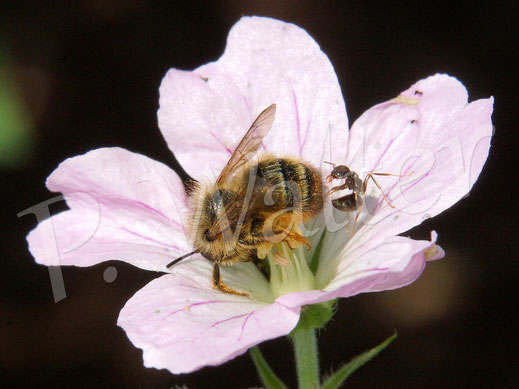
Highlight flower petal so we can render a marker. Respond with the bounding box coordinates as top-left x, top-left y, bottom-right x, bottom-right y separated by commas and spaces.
342, 74, 493, 244
27, 148, 190, 271
278, 233, 442, 308
326, 233, 441, 293
117, 261, 300, 374
157, 16, 348, 179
